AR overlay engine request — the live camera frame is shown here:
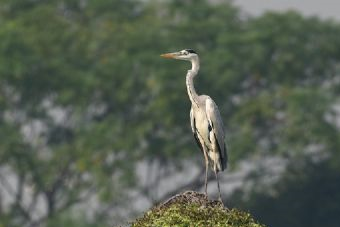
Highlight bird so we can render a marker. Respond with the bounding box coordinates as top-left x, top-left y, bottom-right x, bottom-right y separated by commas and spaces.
160, 49, 228, 202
